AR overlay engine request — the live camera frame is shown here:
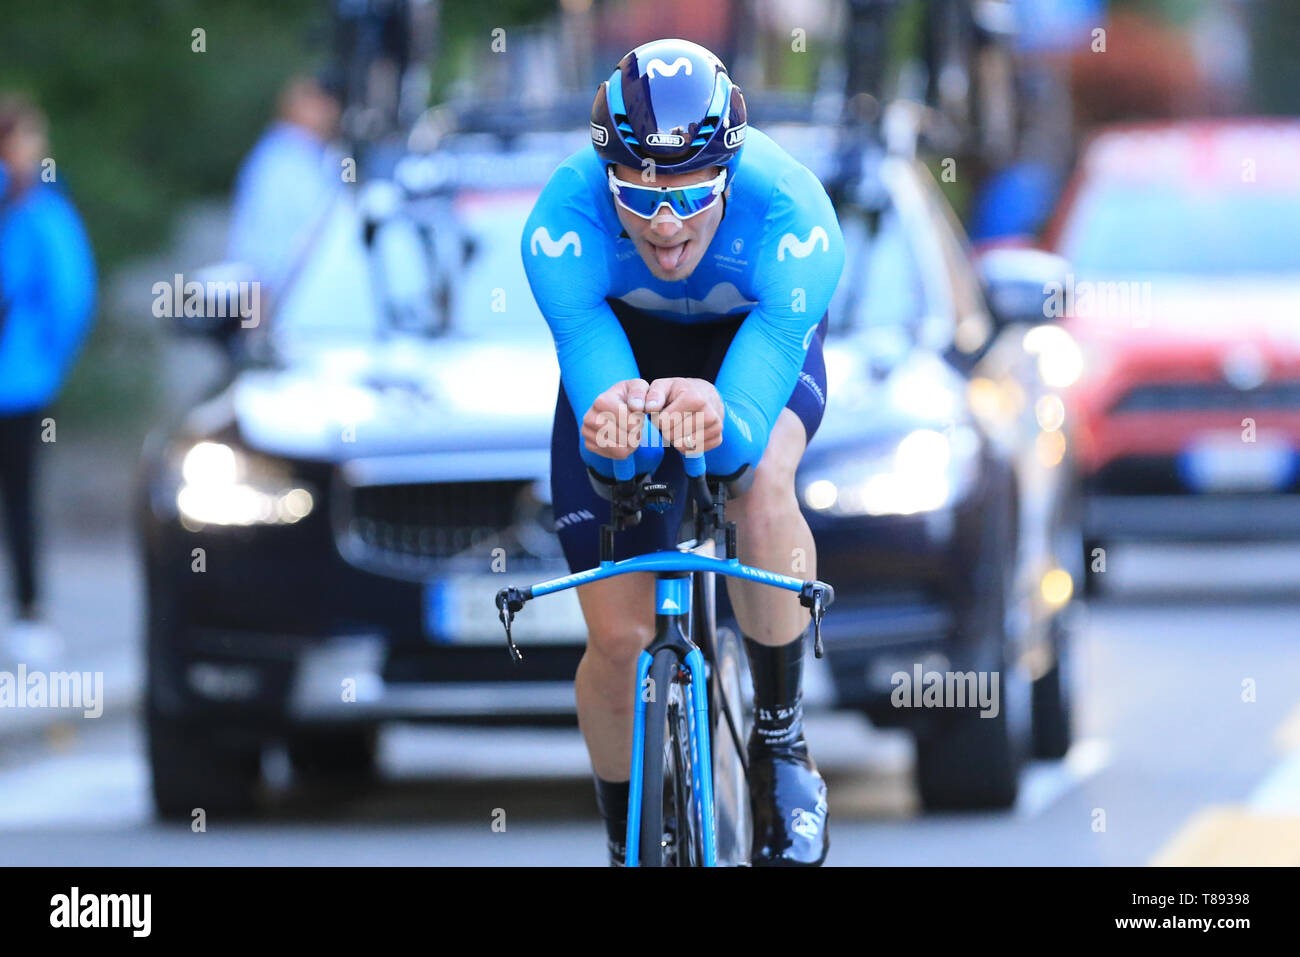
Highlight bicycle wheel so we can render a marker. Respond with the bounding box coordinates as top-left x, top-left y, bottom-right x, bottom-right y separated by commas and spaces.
709, 625, 752, 866
692, 564, 750, 866
638, 648, 702, 866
